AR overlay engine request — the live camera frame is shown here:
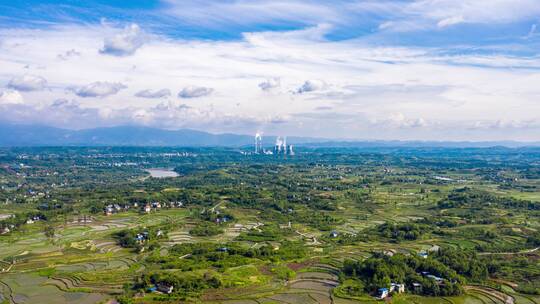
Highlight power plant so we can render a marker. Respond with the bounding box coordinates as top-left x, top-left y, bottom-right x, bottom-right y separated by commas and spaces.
253, 133, 294, 156
273, 136, 294, 156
